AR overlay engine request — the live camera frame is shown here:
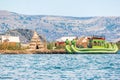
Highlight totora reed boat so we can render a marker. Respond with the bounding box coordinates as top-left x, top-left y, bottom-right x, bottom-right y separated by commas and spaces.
65, 36, 118, 53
